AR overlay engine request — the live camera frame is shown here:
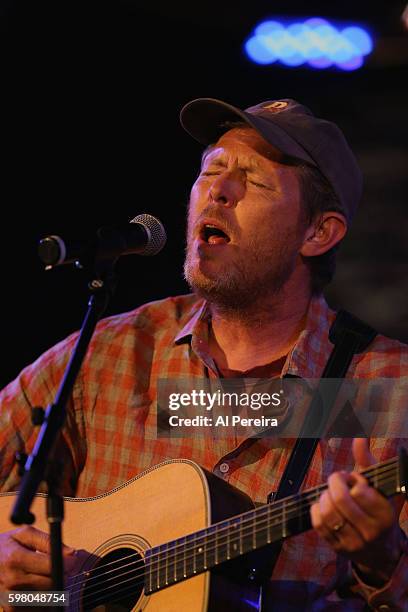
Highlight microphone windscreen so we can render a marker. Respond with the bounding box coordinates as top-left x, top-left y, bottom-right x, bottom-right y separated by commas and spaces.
130, 214, 167, 256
